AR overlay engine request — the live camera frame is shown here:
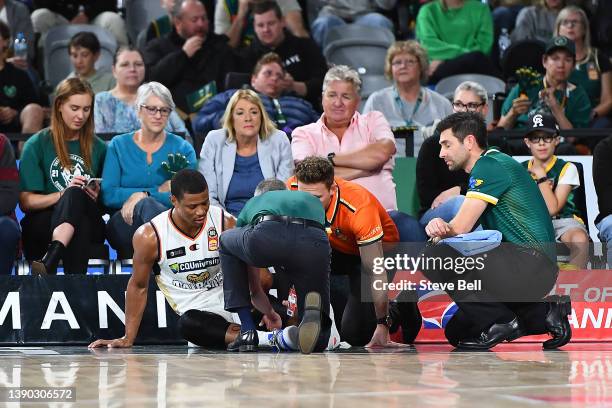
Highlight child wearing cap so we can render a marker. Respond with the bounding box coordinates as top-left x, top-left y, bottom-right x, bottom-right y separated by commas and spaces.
522, 112, 589, 268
